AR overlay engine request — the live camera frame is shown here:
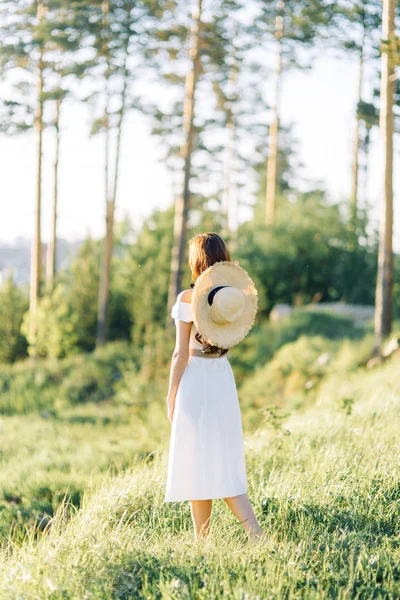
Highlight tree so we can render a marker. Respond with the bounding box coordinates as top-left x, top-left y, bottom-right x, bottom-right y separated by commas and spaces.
22, 237, 100, 357
85, 0, 165, 345
208, 4, 269, 246
357, 98, 379, 210
251, 121, 303, 228
265, 1, 283, 226
238, 191, 378, 314
166, 0, 203, 315
255, 0, 333, 225
374, 0, 397, 351
0, 2, 46, 344
45, 97, 63, 291
148, 0, 262, 310
333, 0, 382, 226
0, 274, 28, 363
43, 2, 88, 290
32, 0, 45, 359
121, 209, 174, 345
0, 0, 88, 349
95, 0, 114, 346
